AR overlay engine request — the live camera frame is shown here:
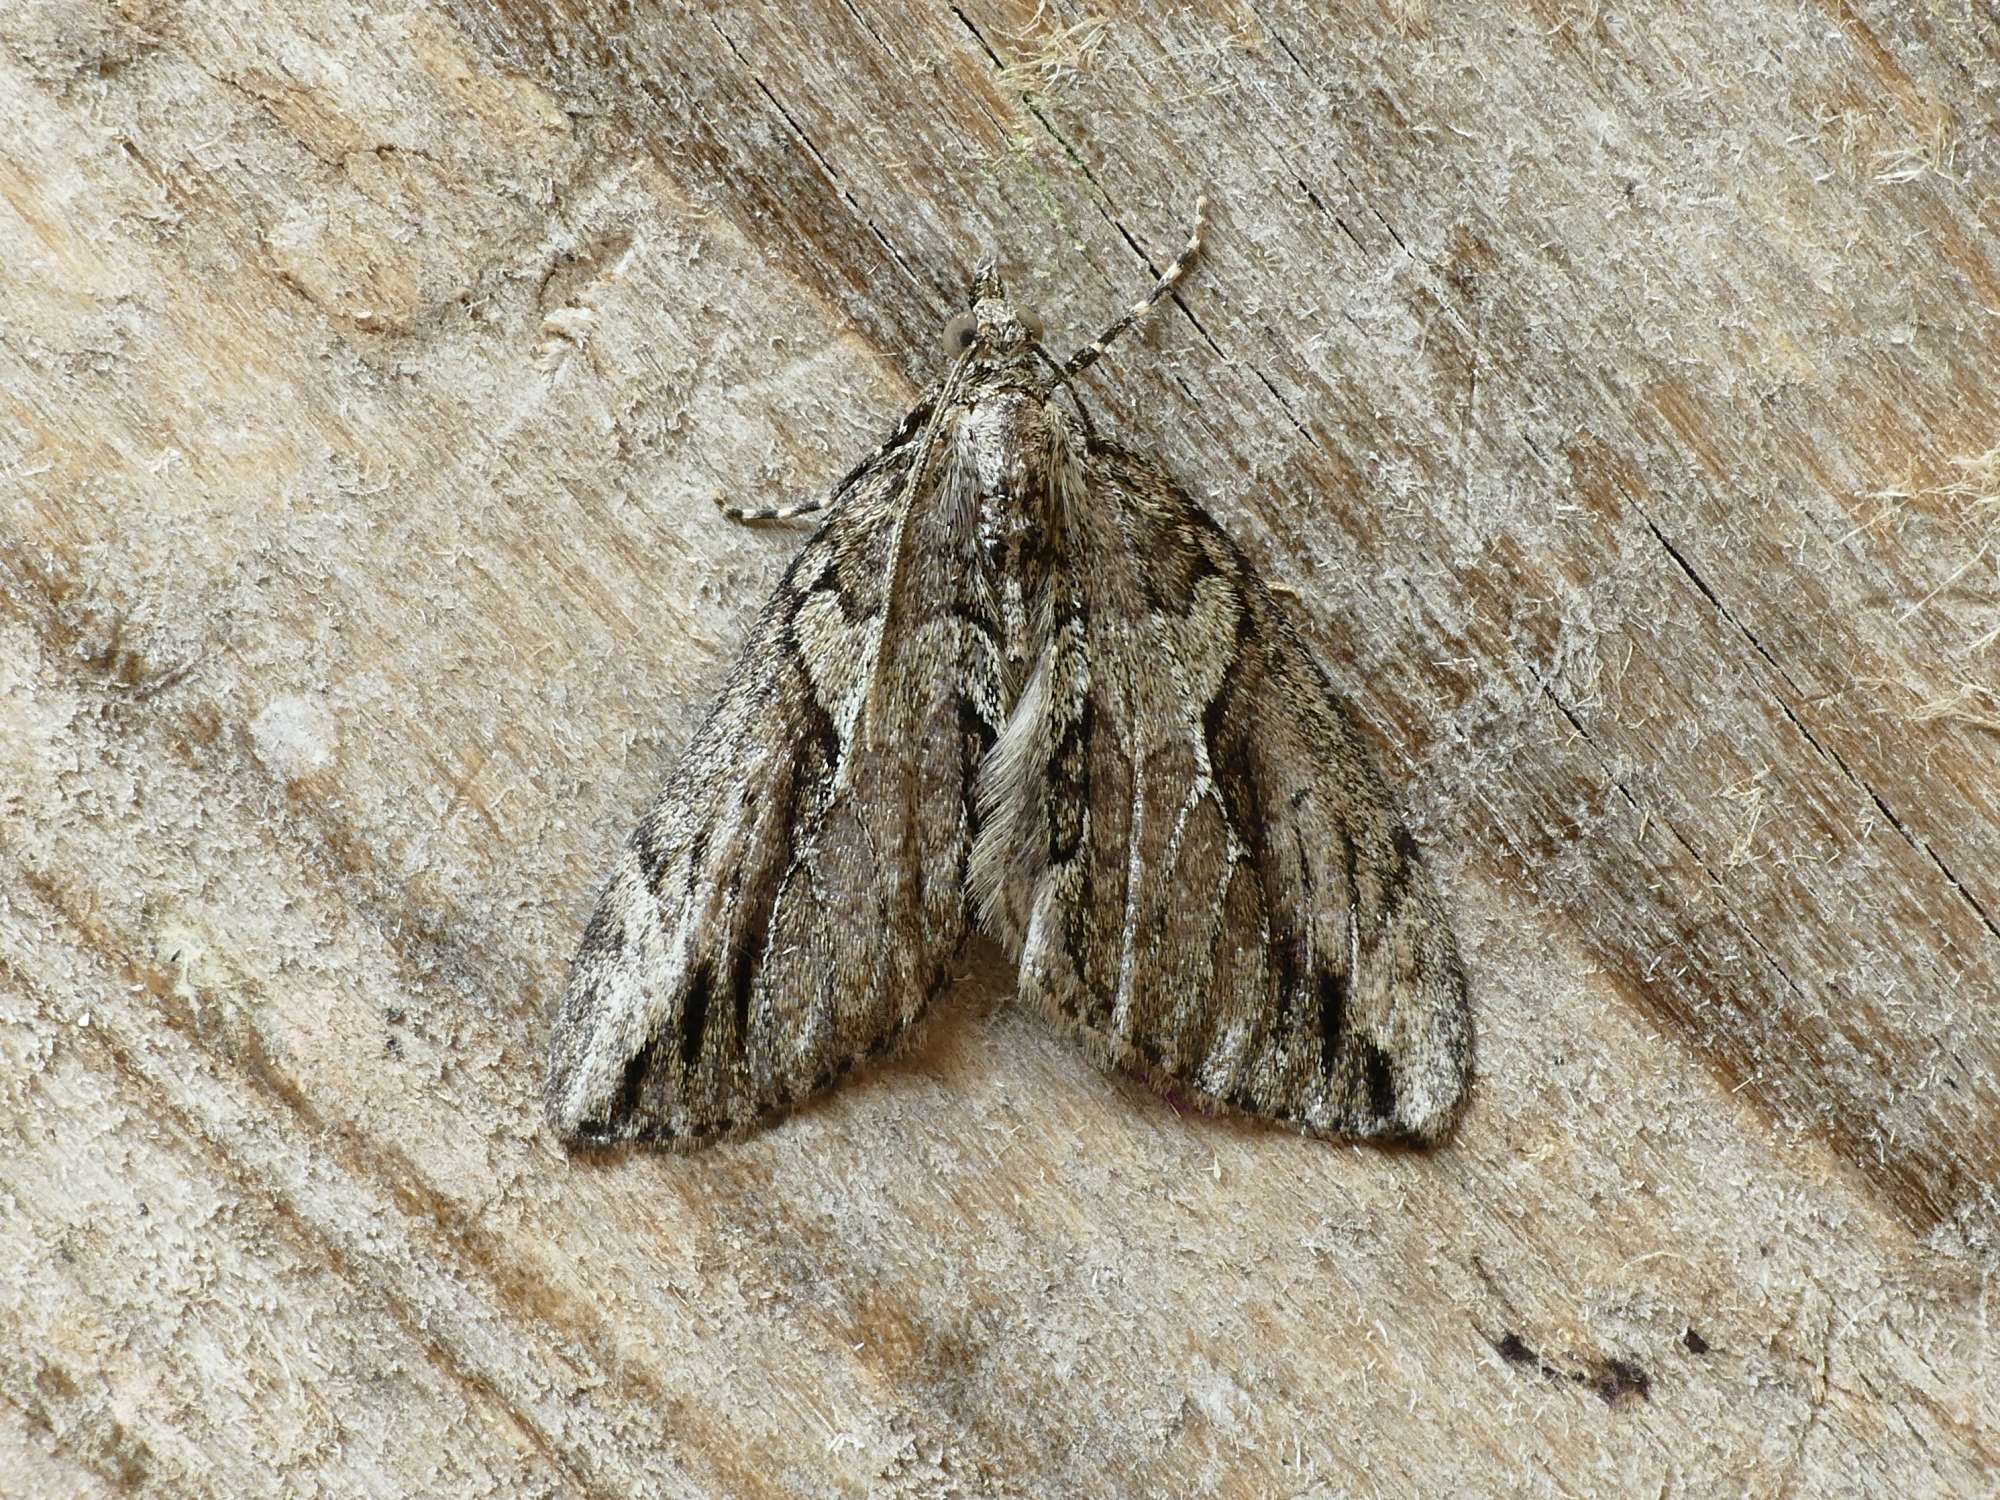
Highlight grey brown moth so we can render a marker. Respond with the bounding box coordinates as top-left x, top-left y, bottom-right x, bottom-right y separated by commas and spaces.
546, 203, 1471, 1150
